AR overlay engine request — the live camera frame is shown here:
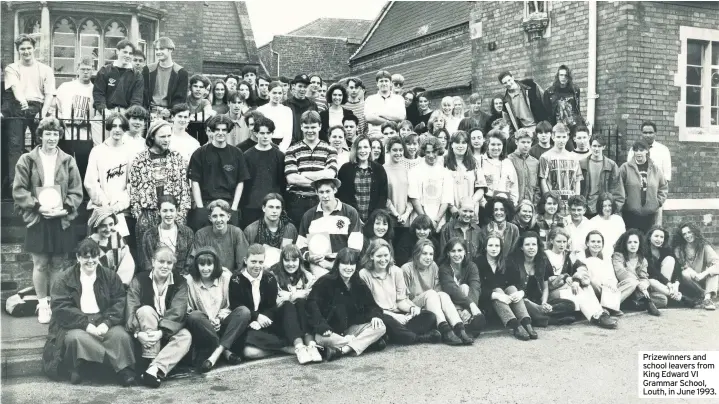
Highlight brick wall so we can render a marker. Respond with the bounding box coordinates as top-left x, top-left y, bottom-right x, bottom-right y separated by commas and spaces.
1, 7, 14, 69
